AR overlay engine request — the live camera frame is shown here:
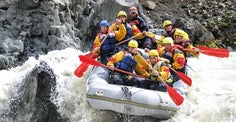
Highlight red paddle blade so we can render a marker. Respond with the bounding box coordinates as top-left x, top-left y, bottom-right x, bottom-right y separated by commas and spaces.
165, 84, 184, 106
197, 46, 229, 58
79, 55, 101, 66
74, 52, 99, 78
74, 63, 89, 77
175, 71, 192, 86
